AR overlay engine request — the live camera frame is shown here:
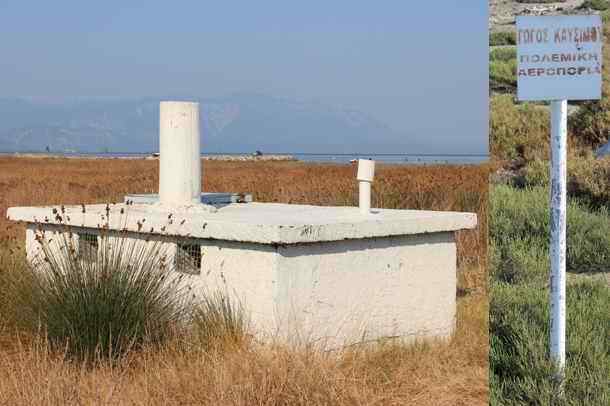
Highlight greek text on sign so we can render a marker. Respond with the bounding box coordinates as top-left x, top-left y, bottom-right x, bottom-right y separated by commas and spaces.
517, 15, 603, 101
